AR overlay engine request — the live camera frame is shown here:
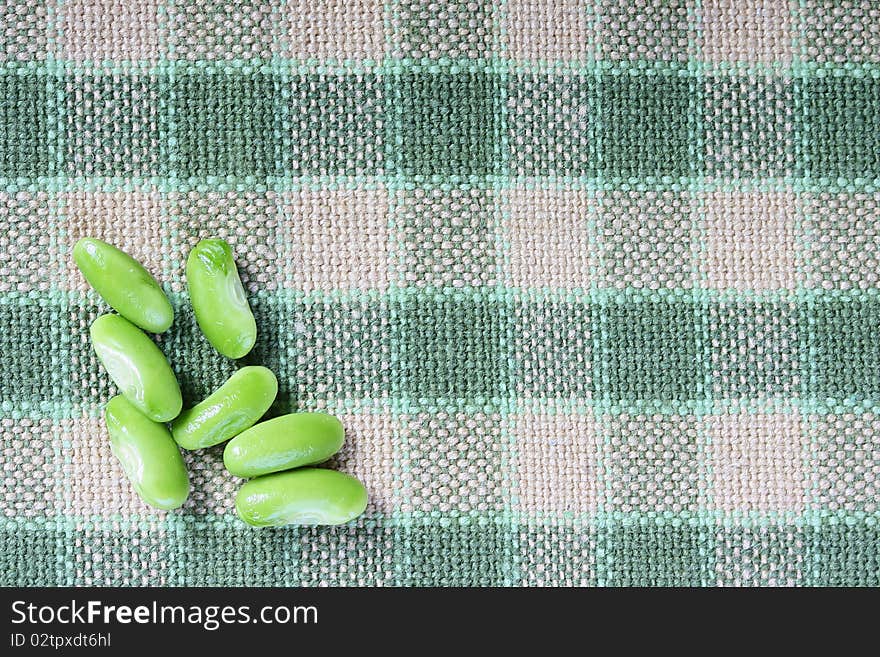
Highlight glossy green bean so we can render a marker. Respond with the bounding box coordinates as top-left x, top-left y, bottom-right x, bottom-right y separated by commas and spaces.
171, 366, 277, 450
186, 239, 256, 359
74, 237, 173, 333
90, 314, 182, 422
235, 468, 368, 527
223, 413, 344, 478
104, 396, 189, 510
